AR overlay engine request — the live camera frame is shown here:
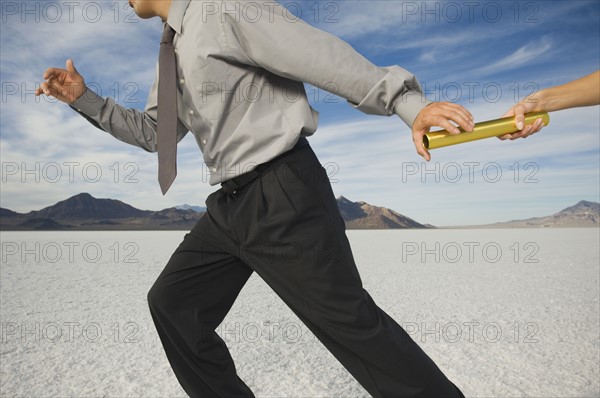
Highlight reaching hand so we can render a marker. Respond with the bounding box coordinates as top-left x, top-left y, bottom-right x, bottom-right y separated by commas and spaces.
499, 70, 600, 140
35, 59, 86, 104
499, 97, 545, 141
412, 102, 474, 161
